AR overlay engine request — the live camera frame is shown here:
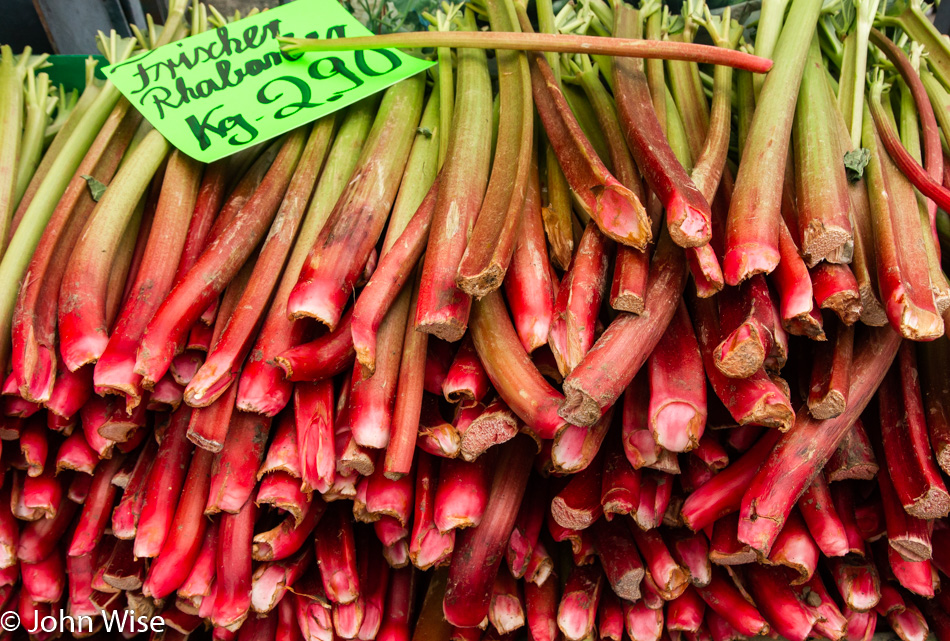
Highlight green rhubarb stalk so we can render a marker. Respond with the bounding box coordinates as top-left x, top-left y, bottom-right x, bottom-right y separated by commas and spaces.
817, 15, 844, 70
13, 58, 101, 232
668, 1, 710, 155
840, 0, 882, 148
642, 0, 667, 132
0, 37, 138, 376
753, 0, 793, 94
736, 69, 756, 150
422, 3, 461, 168
535, 0, 561, 80
897, 76, 950, 313
536, 0, 574, 270
723, 0, 823, 285
0, 46, 25, 261
691, 6, 742, 201
882, 0, 950, 90
922, 67, 950, 142
14, 71, 57, 210
43, 85, 78, 146
456, 0, 534, 296
792, 35, 853, 266
561, 83, 611, 171
665, 86, 695, 171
